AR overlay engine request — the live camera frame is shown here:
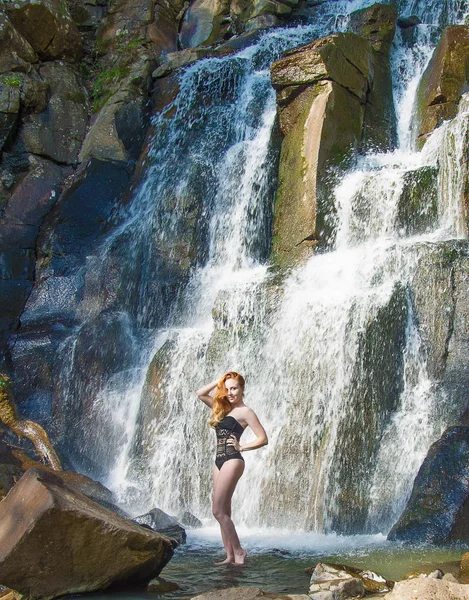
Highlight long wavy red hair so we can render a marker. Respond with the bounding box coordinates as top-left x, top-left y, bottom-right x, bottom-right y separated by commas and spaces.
209, 371, 245, 428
